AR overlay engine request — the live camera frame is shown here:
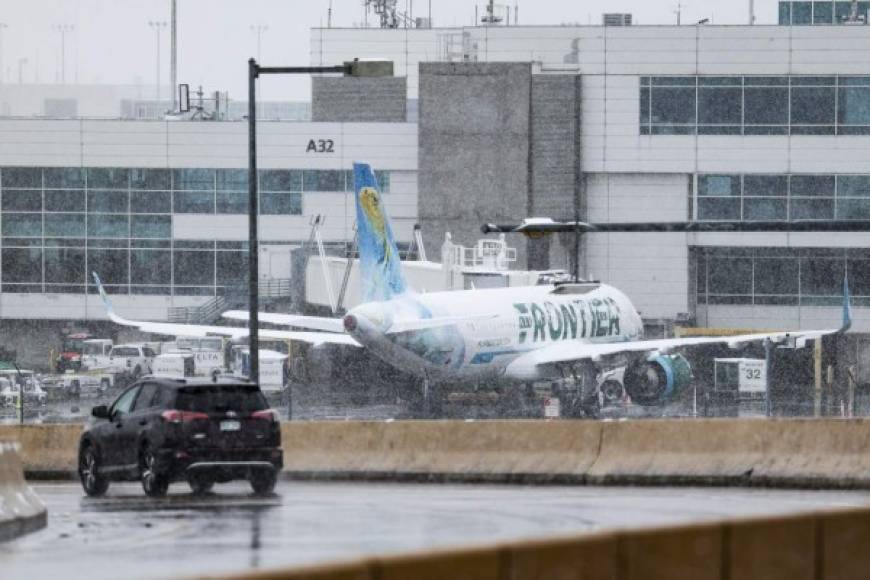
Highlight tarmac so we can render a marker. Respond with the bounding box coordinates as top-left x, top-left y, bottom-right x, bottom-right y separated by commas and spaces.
1, 480, 868, 580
